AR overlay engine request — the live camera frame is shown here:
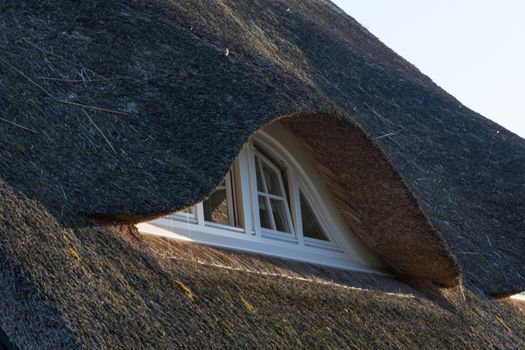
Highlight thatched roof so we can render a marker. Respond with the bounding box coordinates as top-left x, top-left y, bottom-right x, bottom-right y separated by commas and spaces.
0, 0, 524, 347
1, 180, 524, 348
